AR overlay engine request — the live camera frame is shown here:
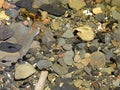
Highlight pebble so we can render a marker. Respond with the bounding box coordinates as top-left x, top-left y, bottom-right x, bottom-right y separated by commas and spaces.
0, 24, 14, 41
40, 4, 65, 16
5, 9, 19, 18
15, 0, 38, 14
90, 51, 106, 68
73, 25, 95, 41
51, 20, 60, 30
63, 50, 74, 65
111, 10, 120, 21
57, 38, 66, 46
36, 60, 53, 70
52, 61, 68, 75
68, 0, 86, 10
62, 29, 74, 38
83, 75, 96, 81
92, 7, 103, 14
30, 40, 40, 49
73, 79, 83, 87
0, 42, 21, 53
113, 28, 120, 42
0, 11, 9, 20
41, 11, 48, 20
0, 0, 4, 8
95, 13, 105, 22
113, 79, 120, 87
15, 62, 36, 79
111, 0, 120, 7
62, 44, 72, 51
101, 67, 114, 74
